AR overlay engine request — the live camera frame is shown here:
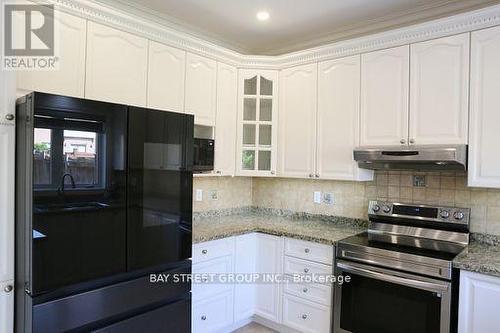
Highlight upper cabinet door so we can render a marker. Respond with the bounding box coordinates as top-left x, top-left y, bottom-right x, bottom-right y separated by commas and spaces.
360, 45, 409, 146
409, 34, 470, 145
469, 26, 500, 188
185, 53, 217, 126
279, 64, 317, 178
85, 22, 148, 106
17, 11, 87, 98
317, 56, 373, 181
214, 63, 238, 176
147, 42, 186, 112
